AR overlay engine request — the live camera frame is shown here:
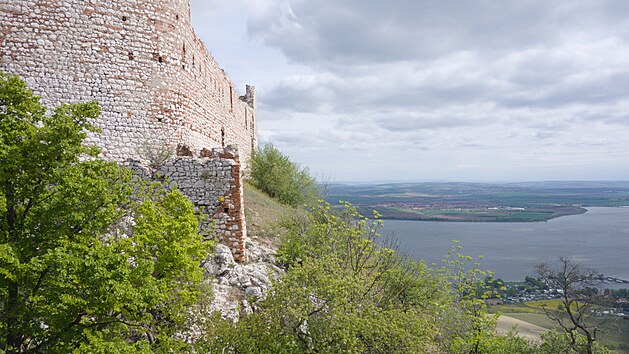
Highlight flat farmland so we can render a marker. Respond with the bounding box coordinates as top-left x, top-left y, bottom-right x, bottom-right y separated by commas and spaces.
327, 181, 629, 222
